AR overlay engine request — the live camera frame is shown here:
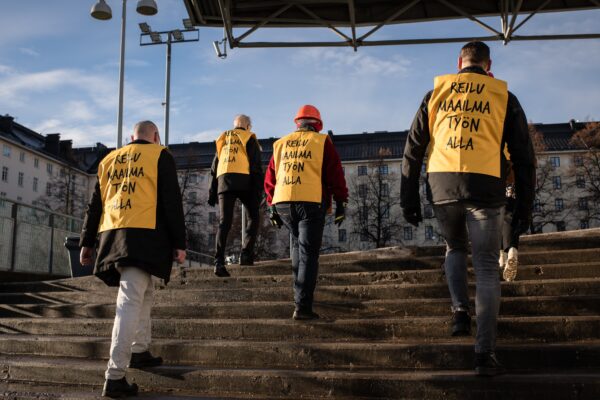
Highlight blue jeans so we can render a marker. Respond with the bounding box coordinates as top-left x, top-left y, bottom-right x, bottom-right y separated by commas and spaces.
434, 203, 504, 353
275, 202, 325, 311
